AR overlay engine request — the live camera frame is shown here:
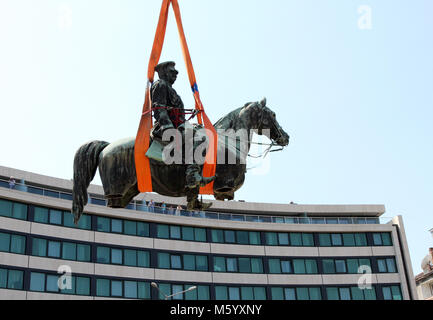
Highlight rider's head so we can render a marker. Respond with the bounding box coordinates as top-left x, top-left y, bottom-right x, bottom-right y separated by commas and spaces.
155, 61, 178, 85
